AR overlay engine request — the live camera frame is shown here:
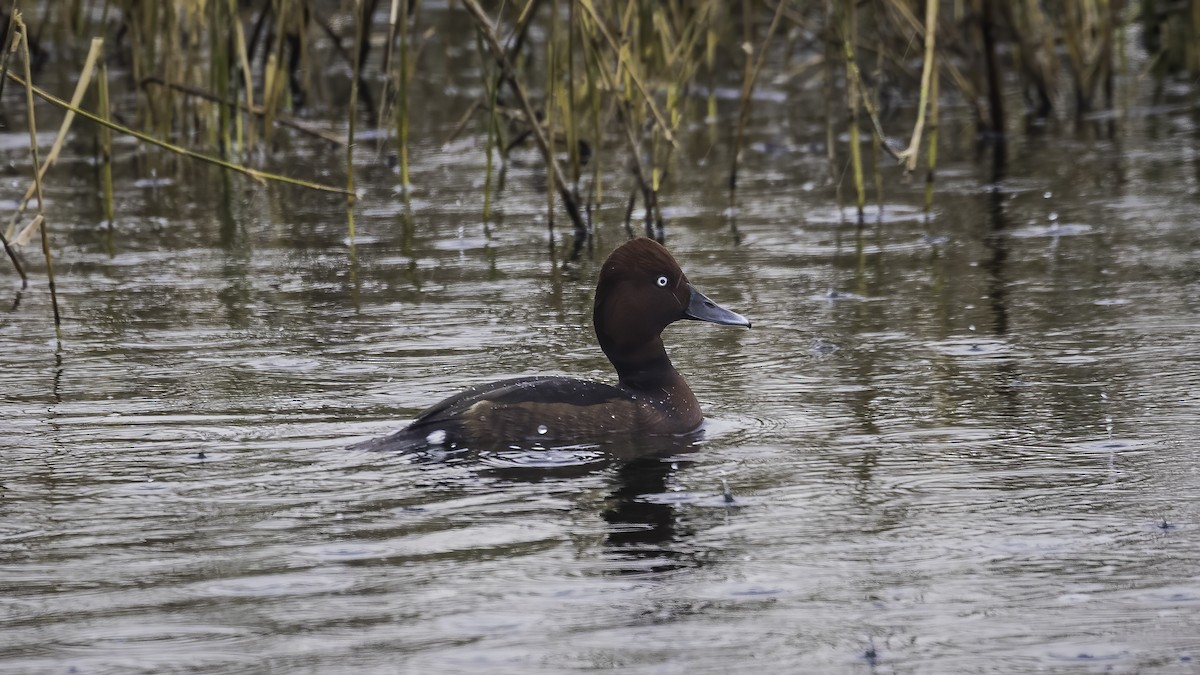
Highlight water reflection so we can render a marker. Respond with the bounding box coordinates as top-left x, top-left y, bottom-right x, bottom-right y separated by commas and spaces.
982, 139, 1010, 338
600, 454, 693, 574
414, 434, 706, 576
